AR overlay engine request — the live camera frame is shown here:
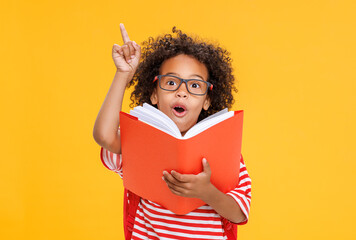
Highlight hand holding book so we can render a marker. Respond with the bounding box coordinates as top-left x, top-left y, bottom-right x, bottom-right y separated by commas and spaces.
162, 158, 212, 199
